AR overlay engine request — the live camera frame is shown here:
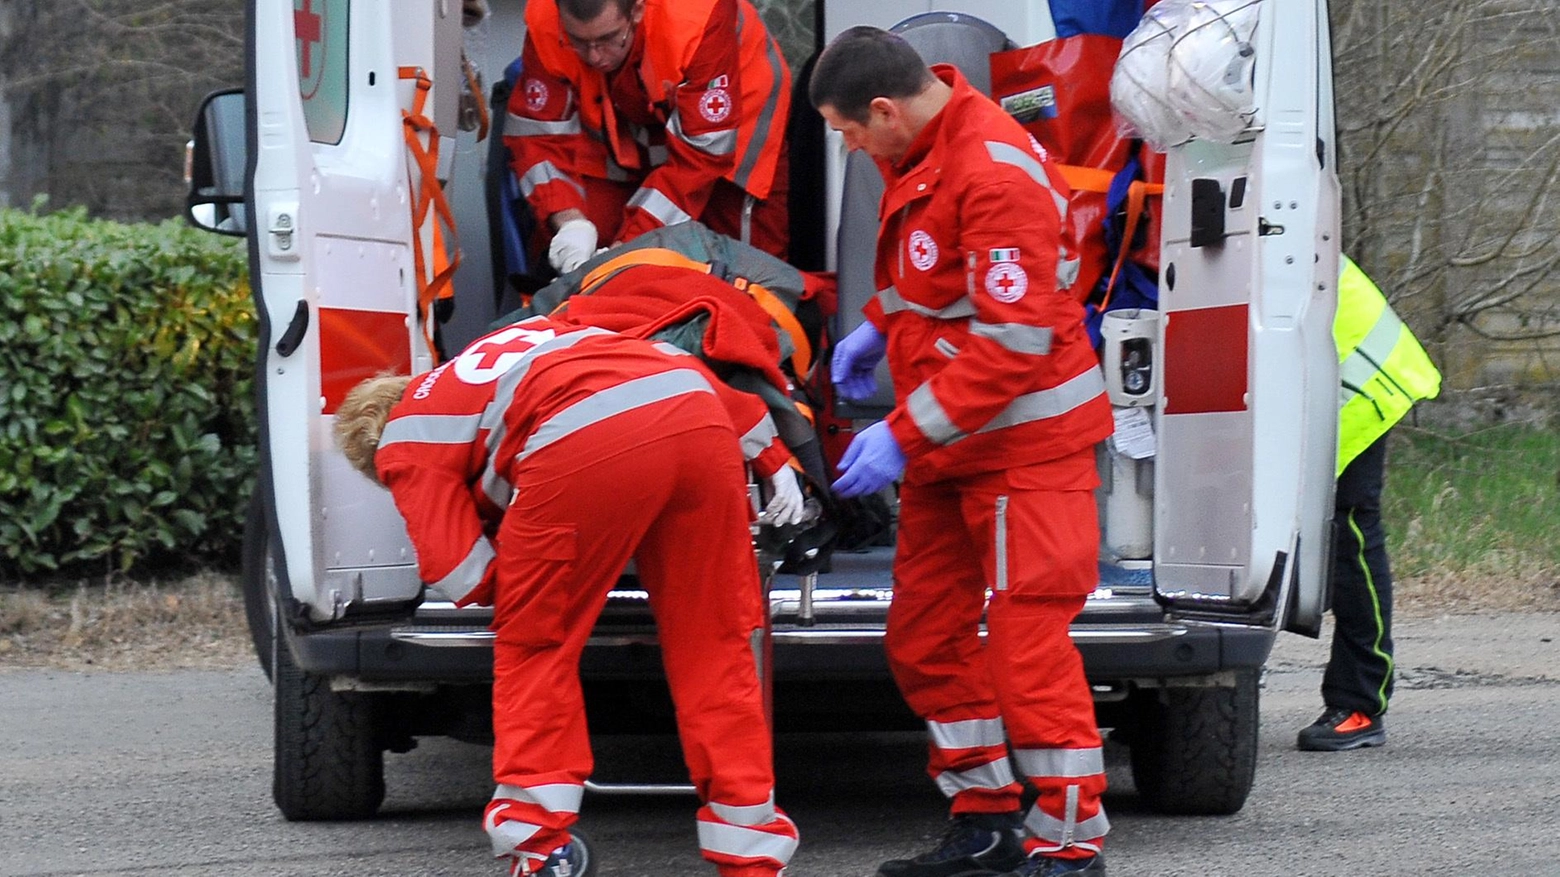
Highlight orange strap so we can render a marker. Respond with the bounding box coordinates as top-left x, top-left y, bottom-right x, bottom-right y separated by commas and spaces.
1056, 163, 1164, 312
461, 50, 490, 142
573, 247, 813, 376
399, 66, 461, 359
